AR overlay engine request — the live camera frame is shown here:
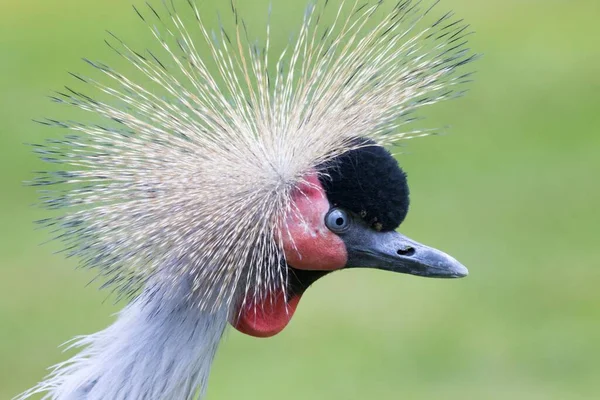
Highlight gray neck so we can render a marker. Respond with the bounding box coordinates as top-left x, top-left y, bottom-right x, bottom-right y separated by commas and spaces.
17, 282, 229, 400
